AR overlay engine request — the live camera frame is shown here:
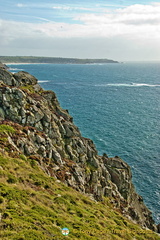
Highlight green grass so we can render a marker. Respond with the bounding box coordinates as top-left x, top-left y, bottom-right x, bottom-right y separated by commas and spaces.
0, 154, 159, 240
0, 125, 15, 134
